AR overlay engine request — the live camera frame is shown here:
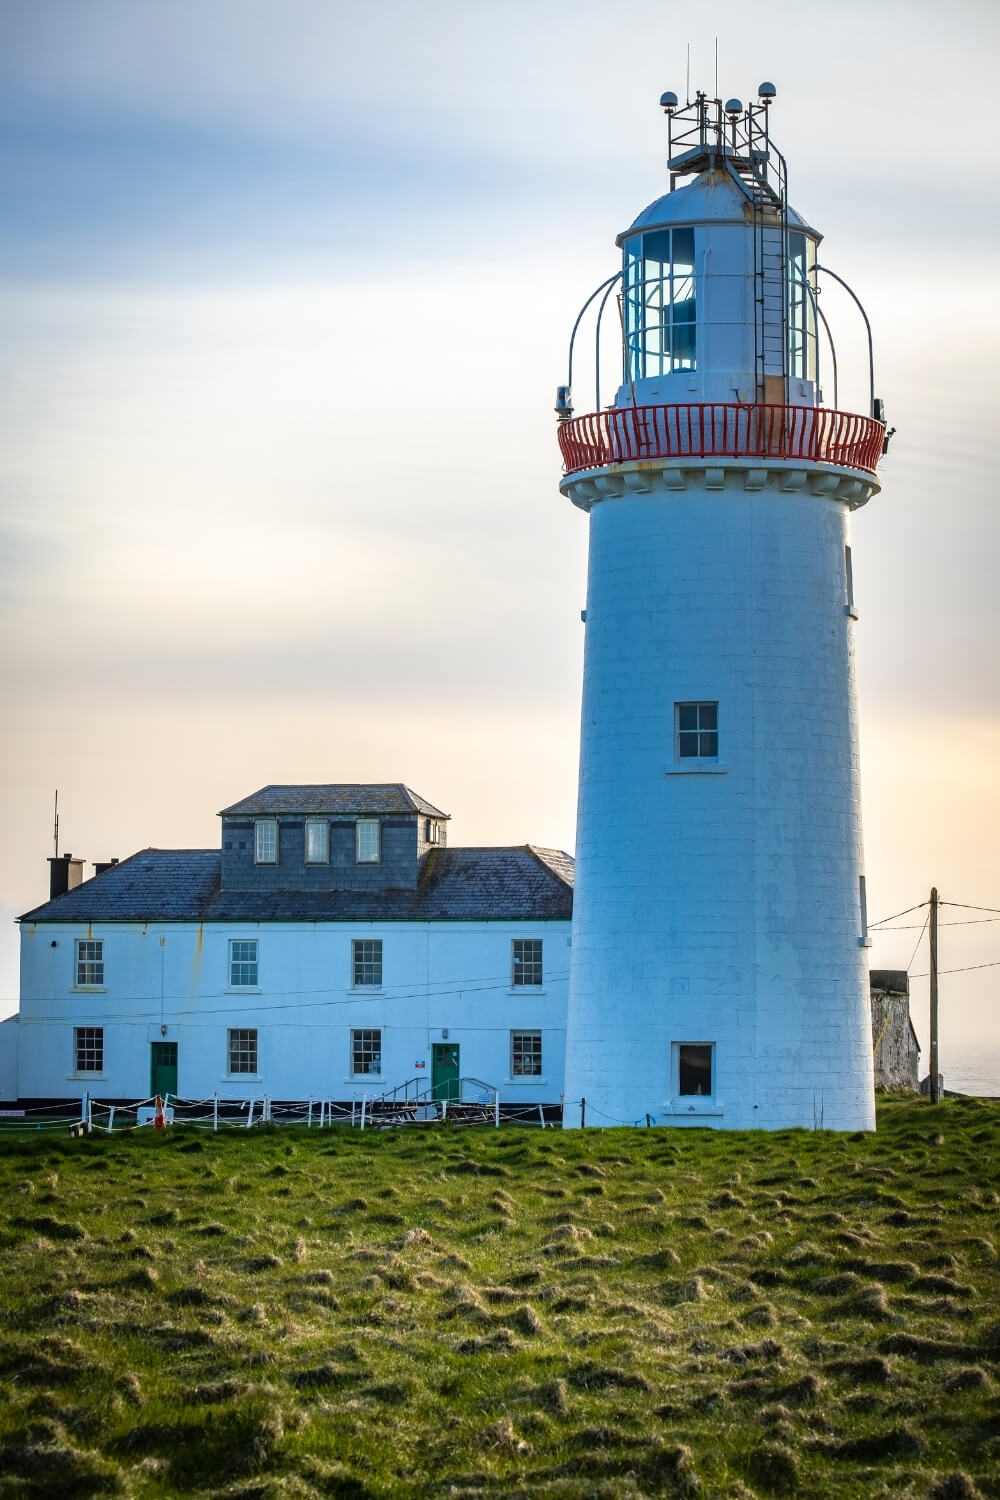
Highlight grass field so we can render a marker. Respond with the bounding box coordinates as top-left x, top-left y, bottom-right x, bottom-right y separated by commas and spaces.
0, 1095, 998, 1498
